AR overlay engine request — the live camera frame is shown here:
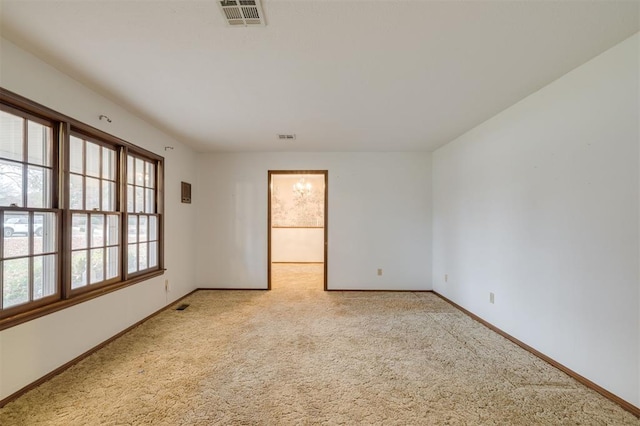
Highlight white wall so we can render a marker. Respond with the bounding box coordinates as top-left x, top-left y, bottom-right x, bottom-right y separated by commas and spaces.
433, 33, 639, 406
271, 228, 324, 262
196, 152, 432, 290
0, 39, 198, 400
